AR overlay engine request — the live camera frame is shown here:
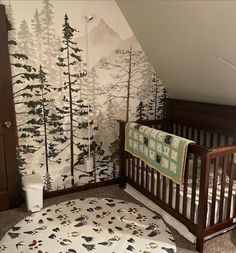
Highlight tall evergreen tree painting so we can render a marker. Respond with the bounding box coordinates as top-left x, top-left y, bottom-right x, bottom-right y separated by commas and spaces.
147, 73, 166, 120
136, 101, 147, 121
40, 0, 58, 83
17, 20, 36, 66
56, 14, 86, 186
9, 28, 39, 173
31, 8, 43, 63
37, 66, 65, 190
85, 67, 100, 118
